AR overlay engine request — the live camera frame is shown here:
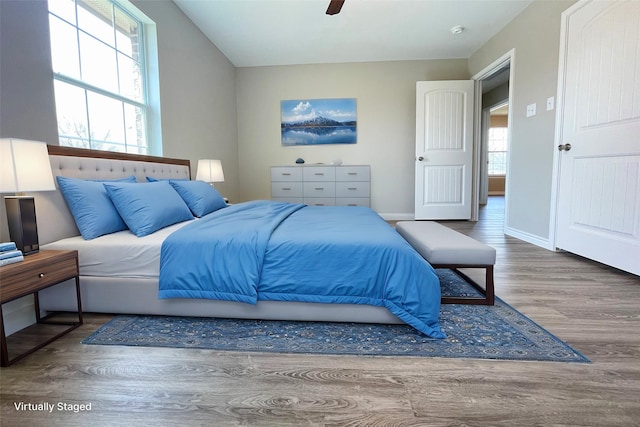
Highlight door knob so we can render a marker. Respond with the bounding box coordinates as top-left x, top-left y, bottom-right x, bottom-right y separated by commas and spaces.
418, 156, 424, 161
558, 143, 572, 151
